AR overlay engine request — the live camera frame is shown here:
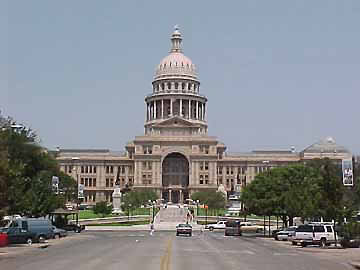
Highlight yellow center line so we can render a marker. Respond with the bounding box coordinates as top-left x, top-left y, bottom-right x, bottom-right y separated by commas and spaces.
160, 237, 173, 270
